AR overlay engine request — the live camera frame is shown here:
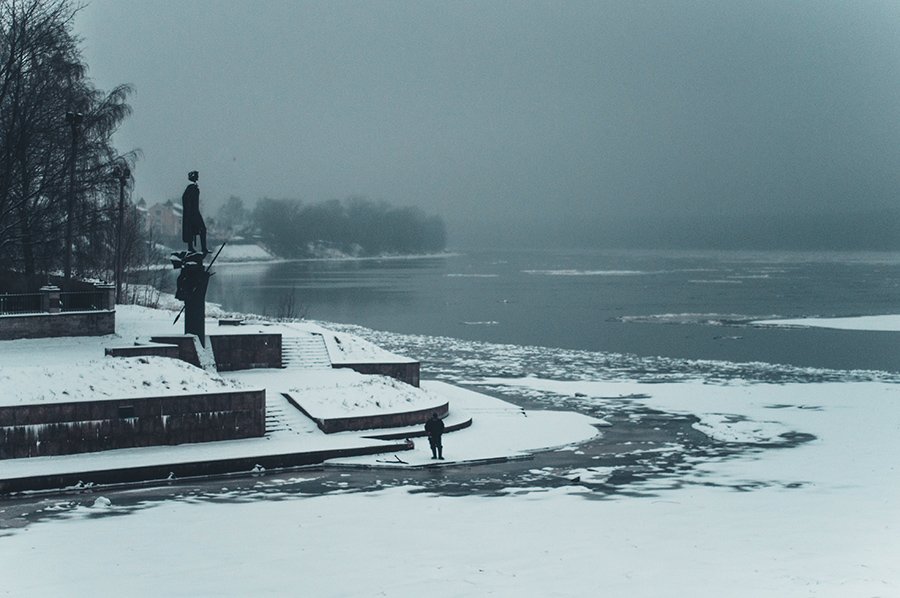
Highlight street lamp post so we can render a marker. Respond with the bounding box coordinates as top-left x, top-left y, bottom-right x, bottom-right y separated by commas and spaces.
113, 163, 131, 304
63, 111, 83, 288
